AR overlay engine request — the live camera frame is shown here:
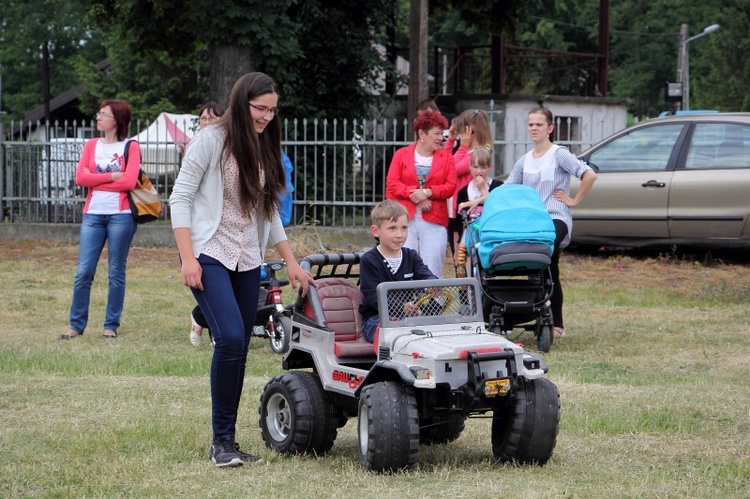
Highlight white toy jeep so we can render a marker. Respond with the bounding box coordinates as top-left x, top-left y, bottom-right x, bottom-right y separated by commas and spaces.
258, 253, 560, 472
